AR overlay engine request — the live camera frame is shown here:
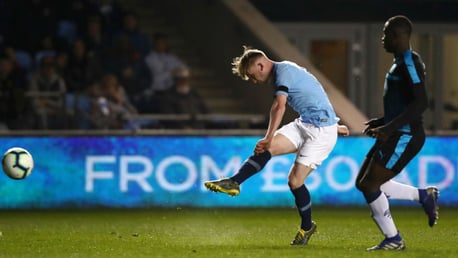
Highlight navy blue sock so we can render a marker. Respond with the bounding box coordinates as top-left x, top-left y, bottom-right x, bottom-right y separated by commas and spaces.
231, 151, 271, 184
387, 233, 402, 241
291, 184, 312, 230
363, 190, 382, 203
